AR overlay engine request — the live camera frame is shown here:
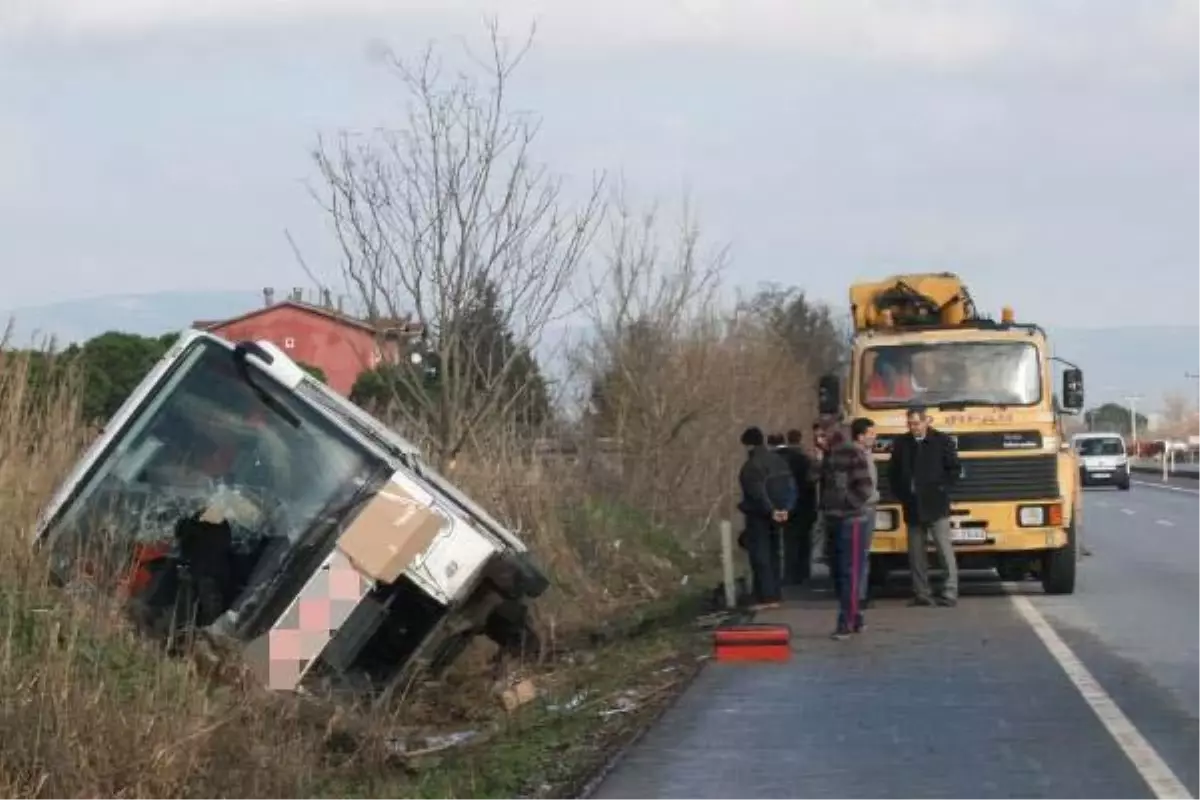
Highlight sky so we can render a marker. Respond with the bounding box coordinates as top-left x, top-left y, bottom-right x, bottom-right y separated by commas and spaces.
1, 0, 1197, 328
